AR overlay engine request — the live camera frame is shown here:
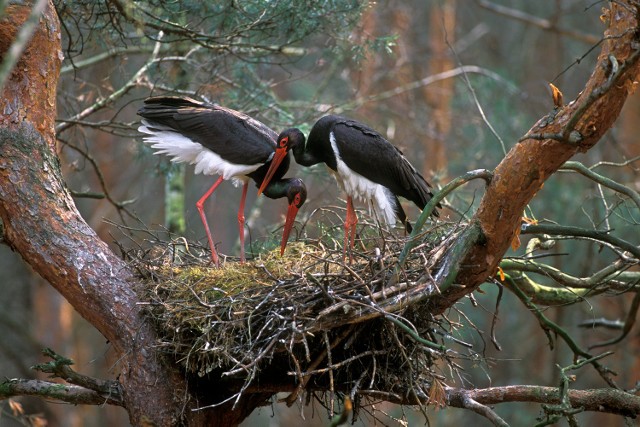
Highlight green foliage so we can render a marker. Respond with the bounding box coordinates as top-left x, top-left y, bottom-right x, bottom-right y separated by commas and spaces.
350, 33, 398, 63
55, 0, 368, 59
